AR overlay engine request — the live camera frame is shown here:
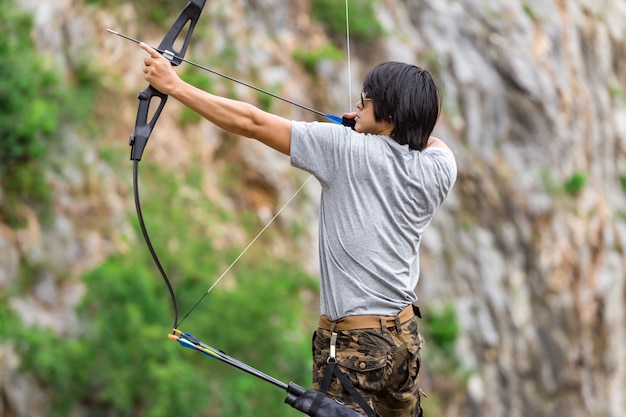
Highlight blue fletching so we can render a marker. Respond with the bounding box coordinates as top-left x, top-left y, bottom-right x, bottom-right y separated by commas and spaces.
183, 332, 202, 344
324, 114, 343, 124
177, 337, 198, 350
